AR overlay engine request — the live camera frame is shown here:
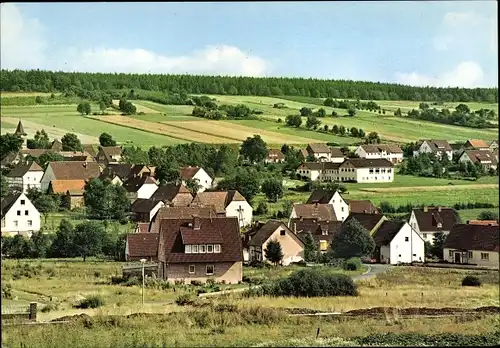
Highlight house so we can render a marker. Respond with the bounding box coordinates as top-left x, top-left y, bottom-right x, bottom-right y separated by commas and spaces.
180, 166, 213, 193
130, 199, 166, 222
413, 139, 453, 160
292, 218, 342, 252
1, 193, 40, 237
295, 162, 342, 181
289, 203, 337, 222
305, 143, 333, 162
18, 149, 95, 162
1, 151, 21, 169
408, 206, 460, 244
458, 150, 498, 170
463, 139, 490, 151
443, 224, 499, 268
40, 161, 102, 191
245, 220, 304, 265
96, 146, 123, 165
489, 140, 498, 152
338, 158, 394, 183
345, 200, 379, 214
343, 213, 388, 236
48, 180, 86, 209
134, 222, 151, 233
150, 183, 193, 207
354, 144, 404, 164
265, 149, 285, 163
157, 216, 243, 284
372, 220, 425, 264
125, 233, 159, 262
122, 176, 159, 201
467, 220, 499, 226
149, 206, 218, 233
101, 163, 134, 182
82, 144, 97, 158
4, 161, 44, 193
306, 190, 349, 221
329, 147, 345, 163
191, 190, 253, 227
